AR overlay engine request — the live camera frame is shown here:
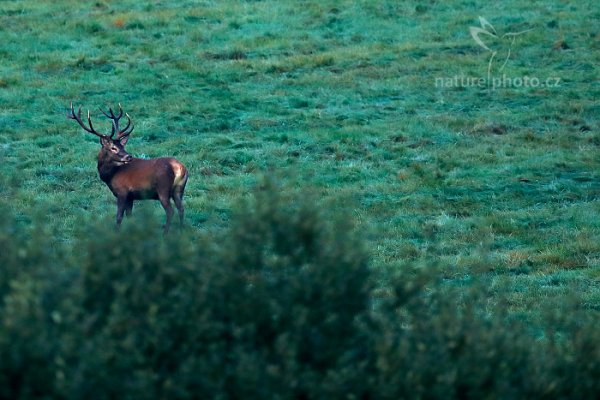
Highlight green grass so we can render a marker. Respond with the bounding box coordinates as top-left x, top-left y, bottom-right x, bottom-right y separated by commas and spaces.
1, 1, 599, 310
